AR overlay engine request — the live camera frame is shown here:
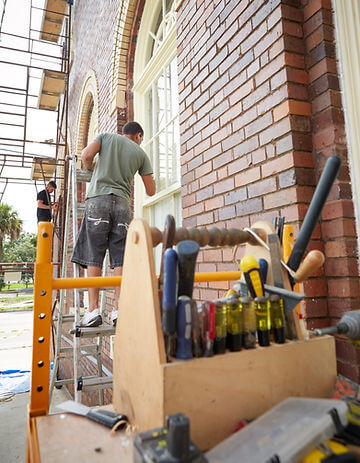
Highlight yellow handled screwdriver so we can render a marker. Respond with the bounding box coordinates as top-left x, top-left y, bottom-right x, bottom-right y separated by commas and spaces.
240, 255, 264, 298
